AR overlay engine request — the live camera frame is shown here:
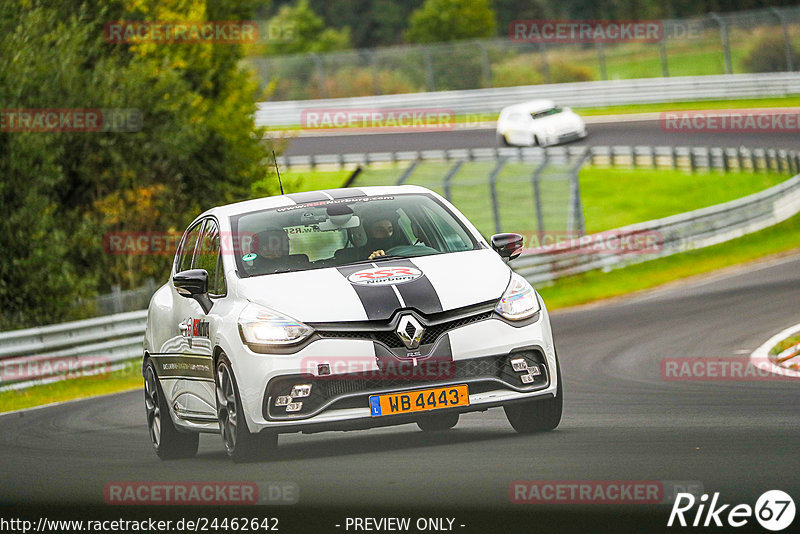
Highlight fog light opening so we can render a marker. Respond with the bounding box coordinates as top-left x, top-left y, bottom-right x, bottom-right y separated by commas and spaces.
510, 358, 529, 372
285, 402, 303, 412
290, 384, 312, 398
